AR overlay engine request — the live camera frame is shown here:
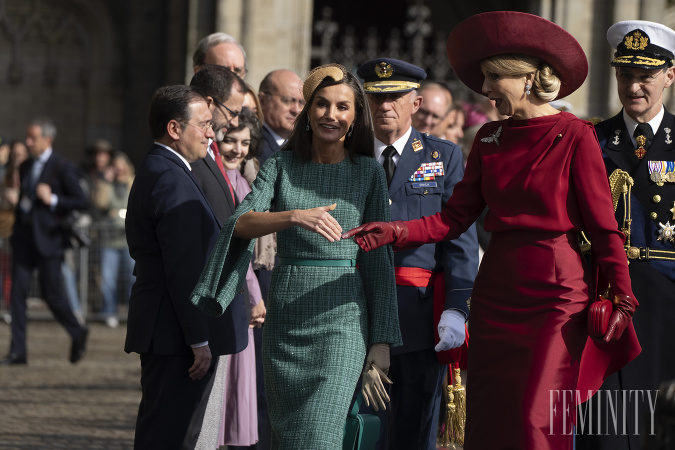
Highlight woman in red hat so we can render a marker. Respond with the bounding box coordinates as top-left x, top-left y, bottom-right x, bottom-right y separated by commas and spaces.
343, 11, 641, 450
